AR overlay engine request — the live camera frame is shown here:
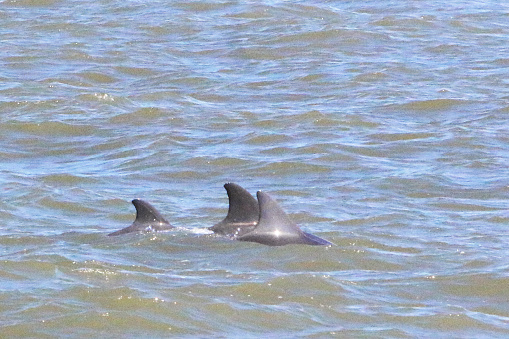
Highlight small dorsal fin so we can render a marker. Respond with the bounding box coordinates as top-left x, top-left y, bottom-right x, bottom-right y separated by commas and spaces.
108, 199, 173, 236
238, 191, 332, 246
132, 199, 170, 224
209, 183, 259, 236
